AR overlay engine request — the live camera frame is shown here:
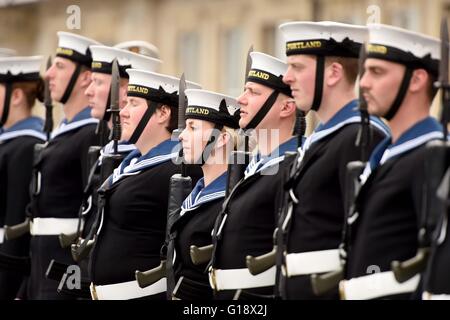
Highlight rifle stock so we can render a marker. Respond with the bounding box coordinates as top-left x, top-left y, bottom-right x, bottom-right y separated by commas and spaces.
311, 268, 344, 296
246, 246, 276, 276
135, 260, 167, 288
4, 217, 30, 240
190, 244, 213, 266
